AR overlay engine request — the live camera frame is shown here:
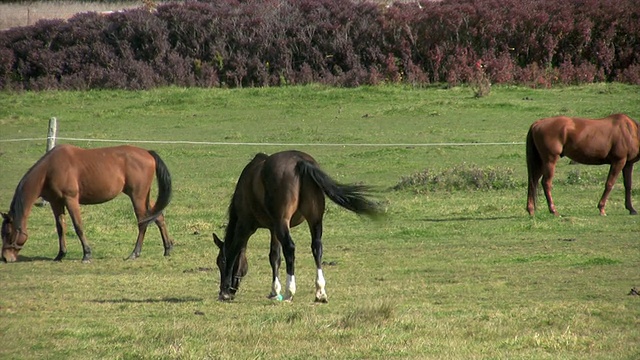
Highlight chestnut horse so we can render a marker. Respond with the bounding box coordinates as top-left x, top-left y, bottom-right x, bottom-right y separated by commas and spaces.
526, 113, 640, 216
1, 144, 173, 262
213, 150, 382, 302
